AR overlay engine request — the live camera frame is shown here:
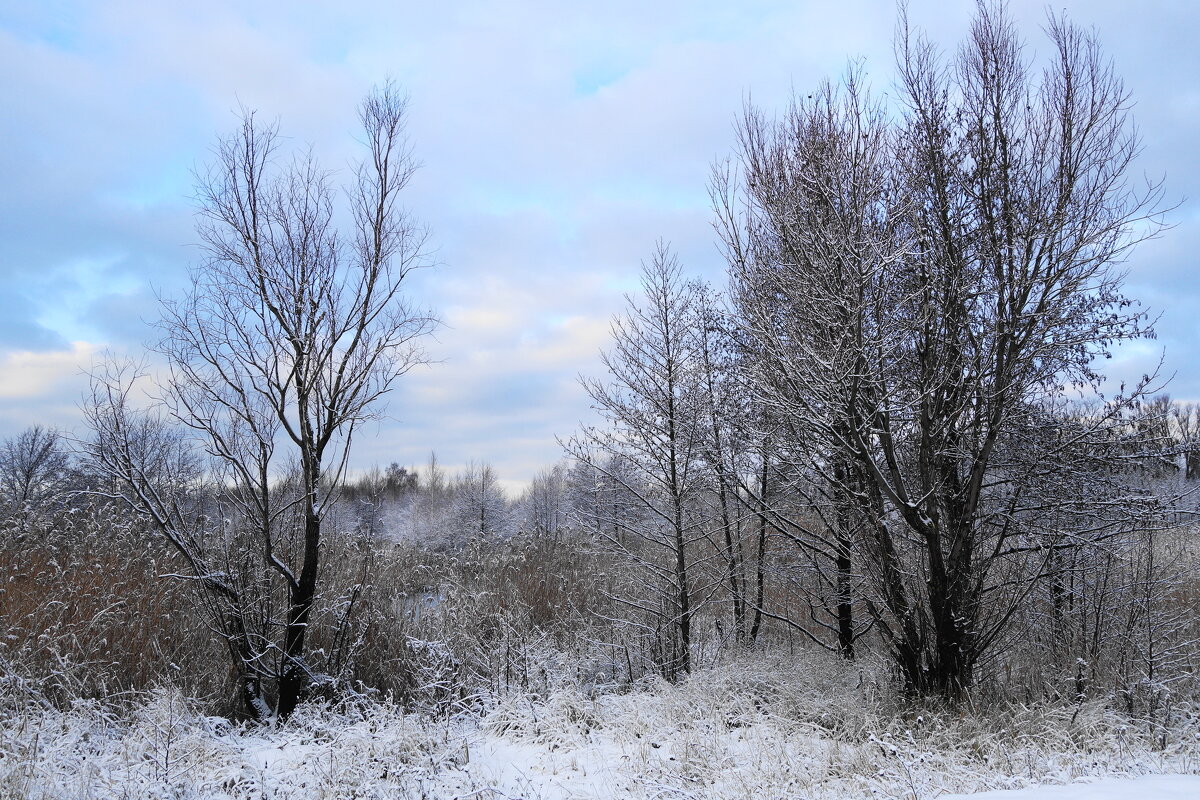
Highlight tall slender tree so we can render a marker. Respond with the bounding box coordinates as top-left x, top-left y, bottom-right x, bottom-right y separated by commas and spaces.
84, 83, 436, 719
566, 244, 710, 679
